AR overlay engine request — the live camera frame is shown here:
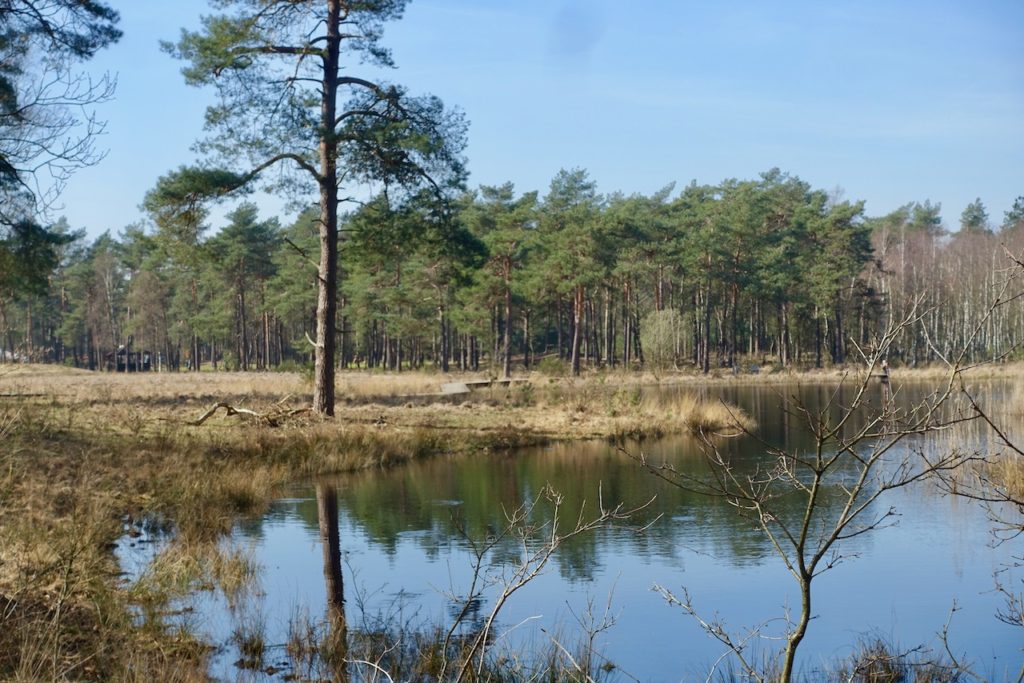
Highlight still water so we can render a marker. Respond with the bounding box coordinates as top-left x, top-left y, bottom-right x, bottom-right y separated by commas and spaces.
145, 382, 1024, 681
